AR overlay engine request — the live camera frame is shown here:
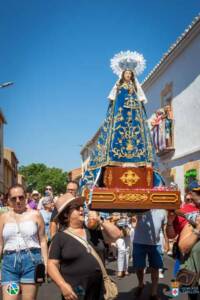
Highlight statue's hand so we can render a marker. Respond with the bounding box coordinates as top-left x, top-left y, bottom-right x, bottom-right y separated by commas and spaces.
129, 87, 134, 94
